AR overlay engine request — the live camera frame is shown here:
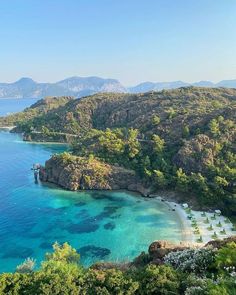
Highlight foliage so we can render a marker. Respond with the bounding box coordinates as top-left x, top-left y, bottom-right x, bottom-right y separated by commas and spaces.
0, 96, 74, 129
182, 275, 210, 295
133, 264, 180, 294
0, 242, 236, 294
57, 152, 77, 164
15, 258, 36, 273
206, 277, 236, 295
45, 242, 80, 264
164, 247, 216, 274
1, 87, 236, 216
152, 114, 161, 126
215, 242, 236, 276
